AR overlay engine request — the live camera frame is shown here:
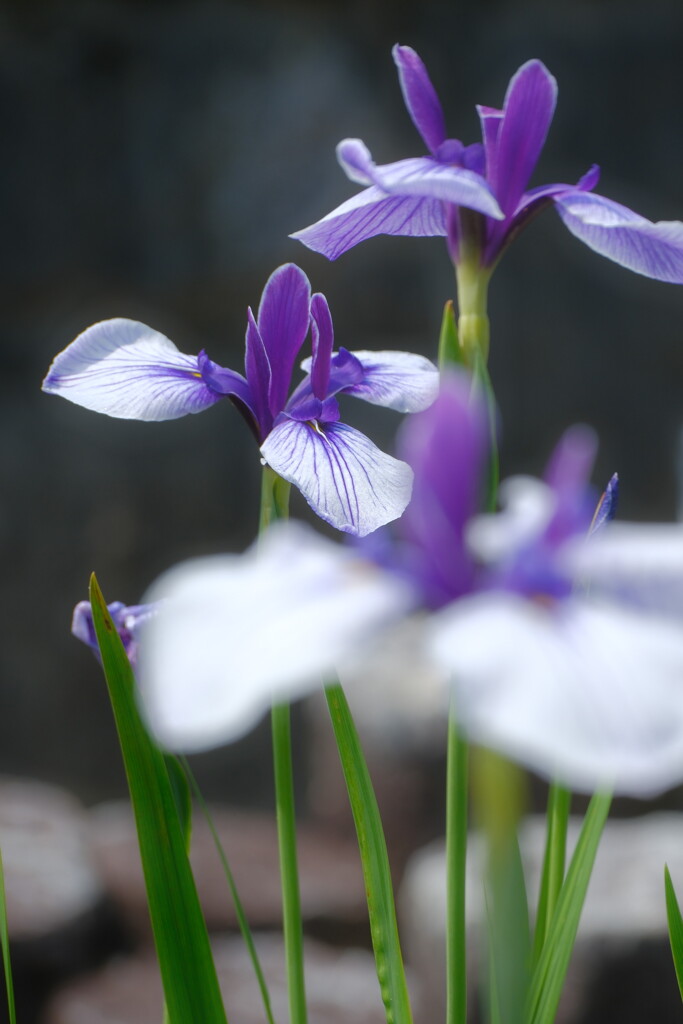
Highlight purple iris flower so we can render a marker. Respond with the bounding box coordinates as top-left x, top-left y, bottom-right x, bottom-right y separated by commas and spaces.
42, 263, 438, 537
134, 372, 683, 794
72, 599, 156, 669
293, 46, 683, 283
